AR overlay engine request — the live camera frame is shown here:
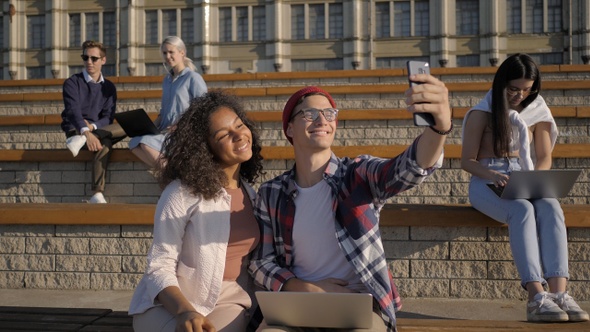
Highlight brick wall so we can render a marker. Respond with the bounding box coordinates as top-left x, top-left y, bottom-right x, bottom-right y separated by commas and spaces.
1, 223, 589, 300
